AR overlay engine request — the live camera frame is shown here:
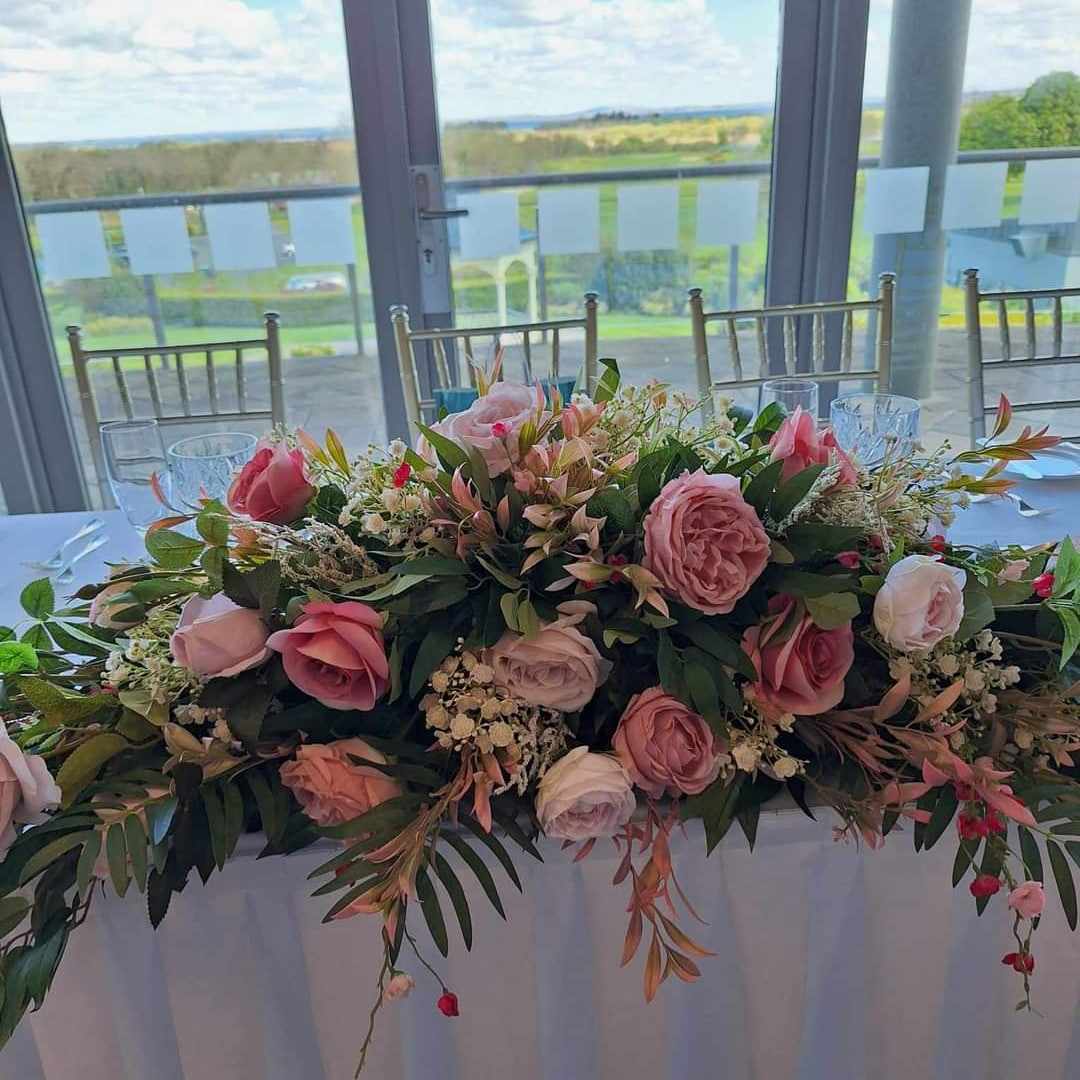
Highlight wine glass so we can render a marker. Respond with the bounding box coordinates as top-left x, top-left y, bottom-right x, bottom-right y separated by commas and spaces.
100, 419, 169, 535
760, 378, 820, 418
829, 393, 921, 467
166, 432, 257, 510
